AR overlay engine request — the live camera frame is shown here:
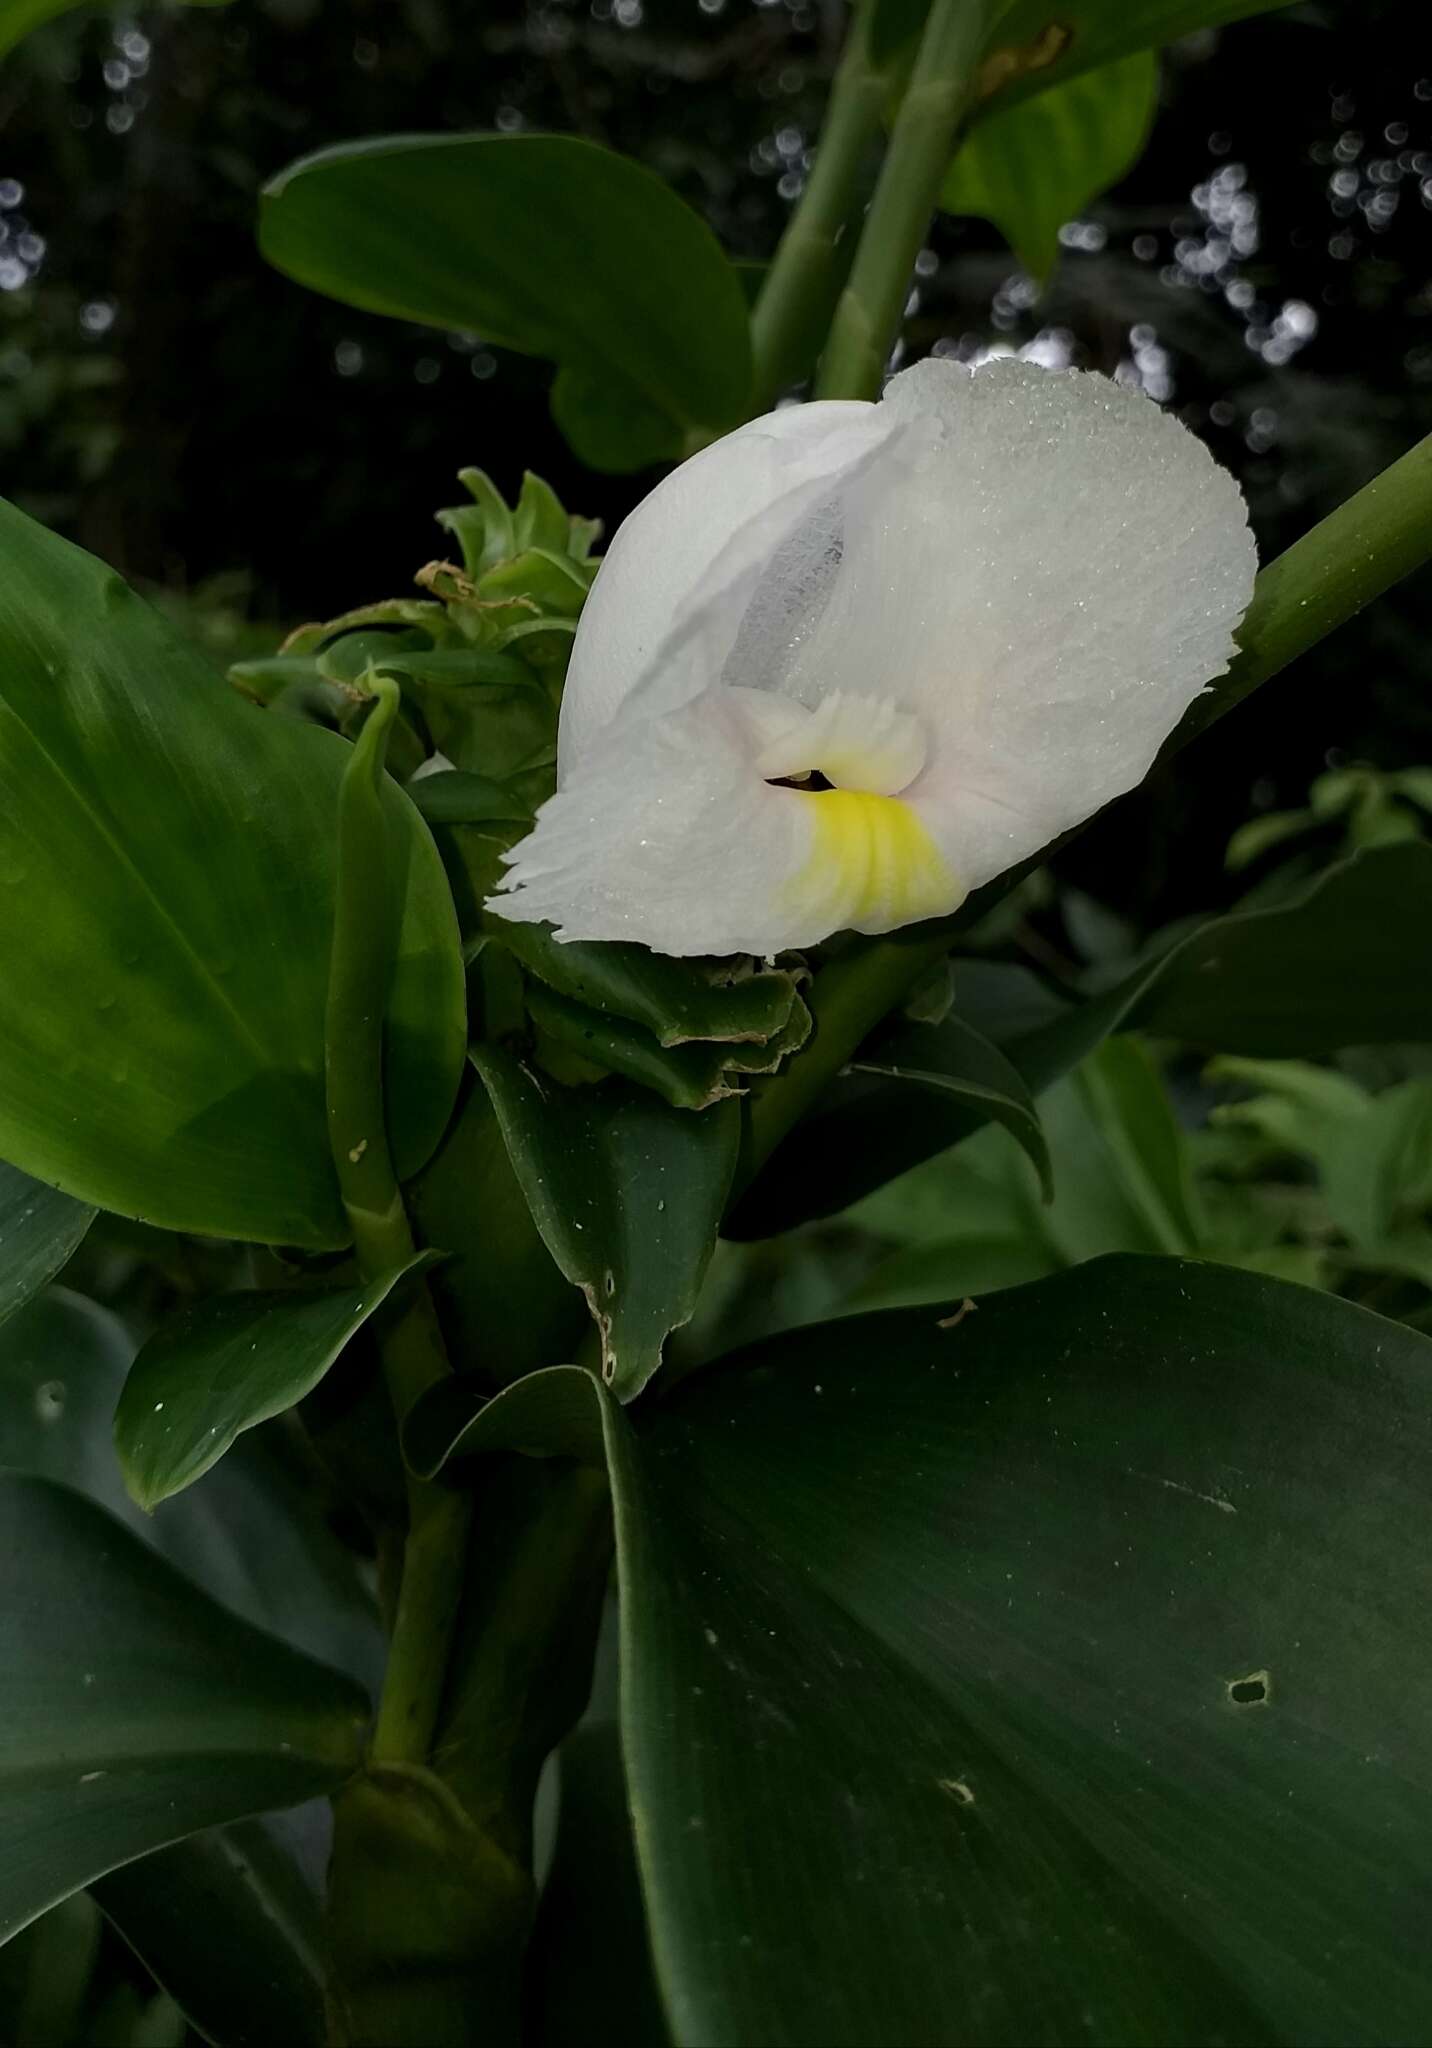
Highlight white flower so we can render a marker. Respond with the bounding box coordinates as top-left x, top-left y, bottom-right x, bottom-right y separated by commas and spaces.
494, 358, 1256, 958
